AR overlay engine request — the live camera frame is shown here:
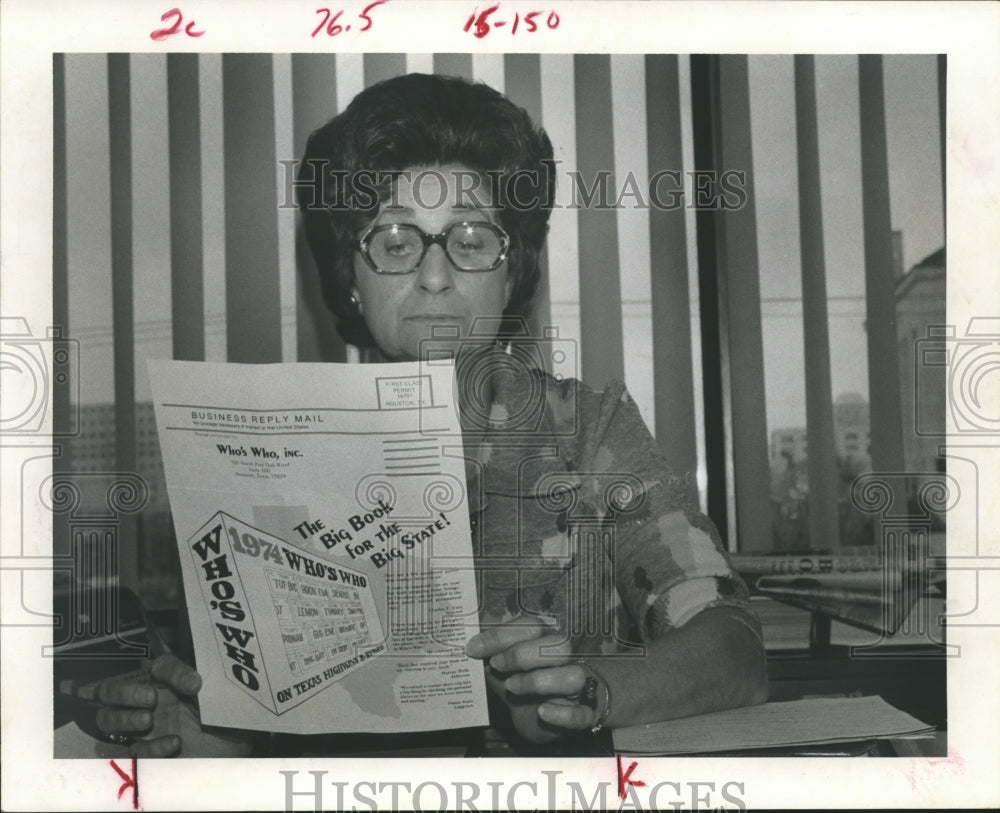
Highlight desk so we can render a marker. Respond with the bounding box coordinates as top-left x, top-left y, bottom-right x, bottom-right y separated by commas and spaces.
766, 645, 947, 730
